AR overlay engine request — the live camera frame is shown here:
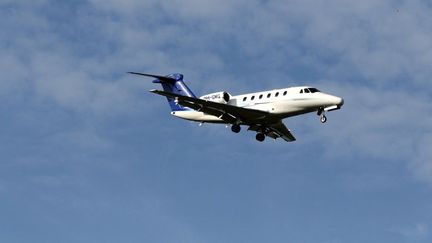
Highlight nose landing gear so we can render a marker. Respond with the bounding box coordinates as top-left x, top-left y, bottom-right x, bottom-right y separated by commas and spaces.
320, 114, 327, 123
317, 108, 327, 123
230, 123, 268, 142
